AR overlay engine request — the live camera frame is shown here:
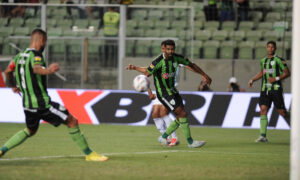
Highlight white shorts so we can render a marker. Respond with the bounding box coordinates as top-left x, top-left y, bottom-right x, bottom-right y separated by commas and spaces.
153, 97, 162, 105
